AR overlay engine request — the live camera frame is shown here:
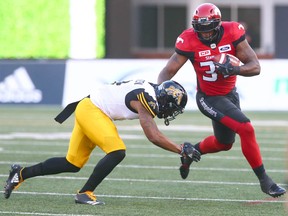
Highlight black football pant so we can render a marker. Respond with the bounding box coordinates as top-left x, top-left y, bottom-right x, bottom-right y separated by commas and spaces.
196, 88, 250, 144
